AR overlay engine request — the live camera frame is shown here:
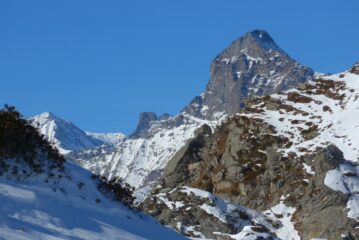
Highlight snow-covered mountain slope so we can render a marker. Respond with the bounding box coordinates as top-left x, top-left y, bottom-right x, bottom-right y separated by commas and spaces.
0, 108, 185, 240
0, 163, 186, 240
86, 132, 126, 145
72, 114, 222, 193
29, 112, 104, 154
